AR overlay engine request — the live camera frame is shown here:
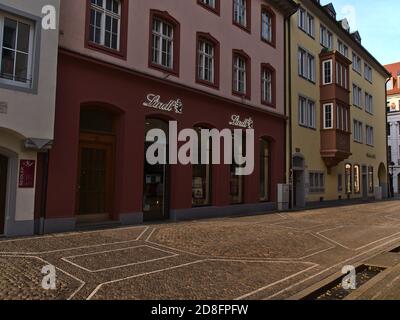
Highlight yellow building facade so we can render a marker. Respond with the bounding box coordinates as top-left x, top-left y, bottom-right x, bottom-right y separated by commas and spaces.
286, 1, 390, 207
